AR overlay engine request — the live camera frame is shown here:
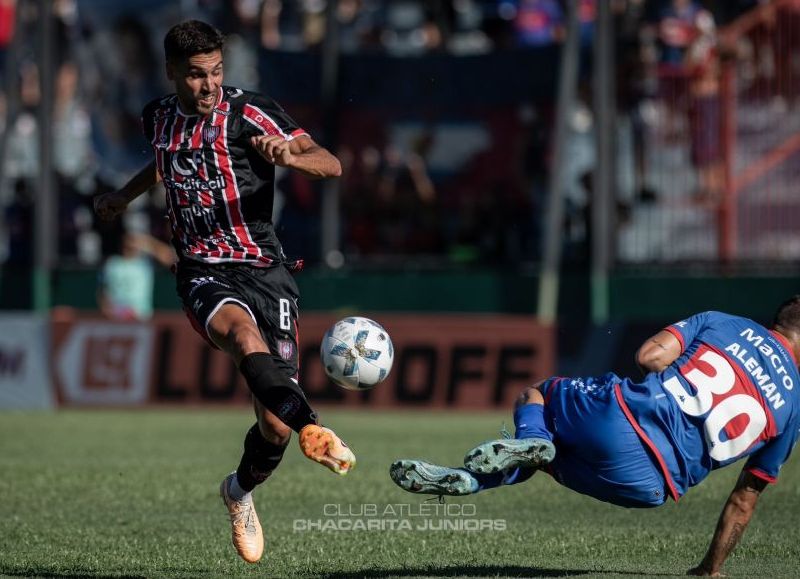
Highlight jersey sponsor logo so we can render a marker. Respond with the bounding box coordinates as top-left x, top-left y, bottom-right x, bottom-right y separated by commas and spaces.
171, 149, 203, 177
164, 174, 226, 193
735, 327, 794, 392
662, 344, 776, 462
